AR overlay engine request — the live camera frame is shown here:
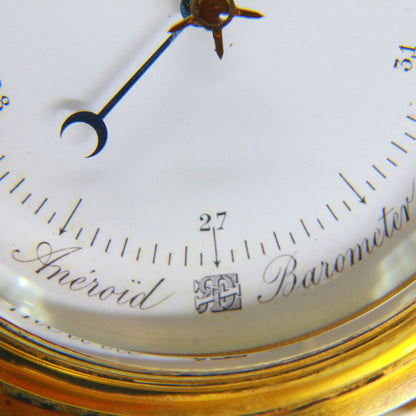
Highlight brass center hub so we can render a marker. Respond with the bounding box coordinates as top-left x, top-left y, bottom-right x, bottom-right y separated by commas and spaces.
196, 0, 233, 27
169, 0, 262, 58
